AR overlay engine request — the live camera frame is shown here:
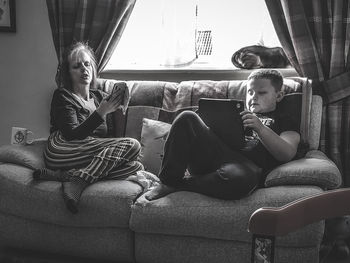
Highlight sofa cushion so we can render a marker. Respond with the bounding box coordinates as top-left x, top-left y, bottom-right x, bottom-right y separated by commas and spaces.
134, 233, 319, 263
265, 150, 342, 189
109, 78, 305, 138
0, 212, 135, 262
124, 106, 197, 141
0, 139, 47, 169
130, 185, 324, 247
140, 118, 171, 174
129, 81, 176, 108
276, 93, 302, 131
0, 163, 143, 227
309, 95, 323, 150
